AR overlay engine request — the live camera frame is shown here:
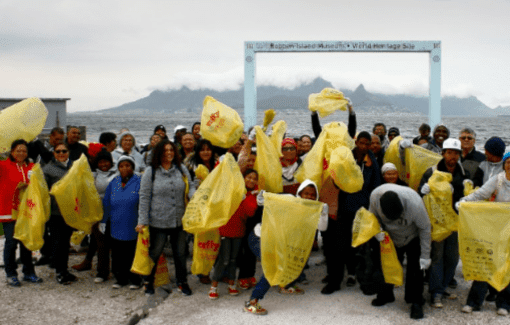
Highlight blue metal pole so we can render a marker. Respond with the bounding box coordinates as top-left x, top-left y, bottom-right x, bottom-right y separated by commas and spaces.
429, 44, 442, 129
244, 42, 257, 131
